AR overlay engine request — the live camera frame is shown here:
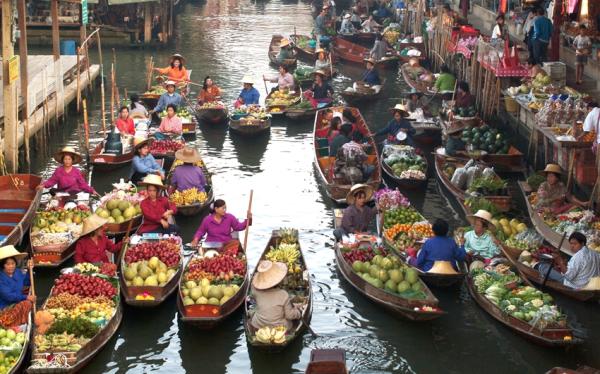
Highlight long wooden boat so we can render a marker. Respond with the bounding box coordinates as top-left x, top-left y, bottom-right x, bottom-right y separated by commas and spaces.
7, 312, 32, 374
119, 236, 183, 307
31, 238, 76, 268
229, 116, 271, 136
465, 264, 582, 347
400, 63, 434, 96
168, 160, 215, 216
285, 101, 332, 121
305, 349, 348, 374
313, 106, 381, 204
517, 181, 574, 256
195, 105, 229, 125
0, 174, 42, 247
338, 31, 377, 45
434, 153, 512, 215
289, 34, 317, 61
268, 34, 298, 68
411, 119, 443, 145
379, 148, 428, 190
177, 241, 249, 329
332, 37, 398, 69
340, 78, 386, 105
27, 276, 123, 373
89, 142, 135, 170
244, 230, 312, 351
501, 242, 599, 302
